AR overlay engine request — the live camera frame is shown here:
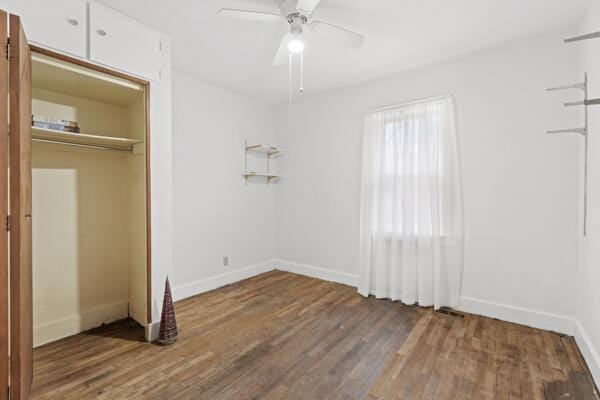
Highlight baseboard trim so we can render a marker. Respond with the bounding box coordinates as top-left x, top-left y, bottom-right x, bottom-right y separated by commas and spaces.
147, 321, 160, 343
274, 260, 358, 287
172, 260, 276, 303
34, 301, 129, 347
573, 320, 600, 388
458, 296, 575, 335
